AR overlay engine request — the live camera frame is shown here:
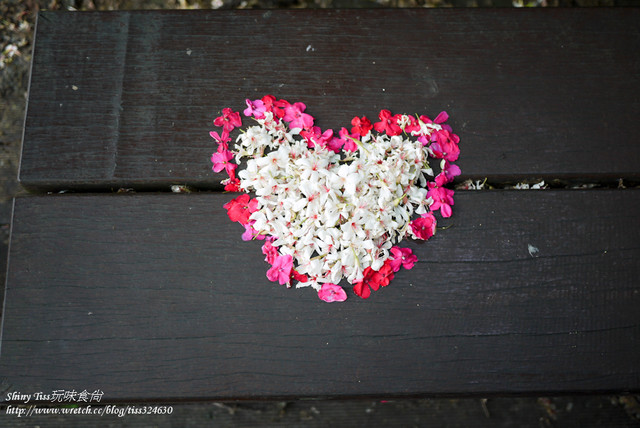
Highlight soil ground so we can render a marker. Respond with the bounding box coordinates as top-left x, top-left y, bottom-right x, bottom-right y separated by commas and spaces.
1, 0, 638, 426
